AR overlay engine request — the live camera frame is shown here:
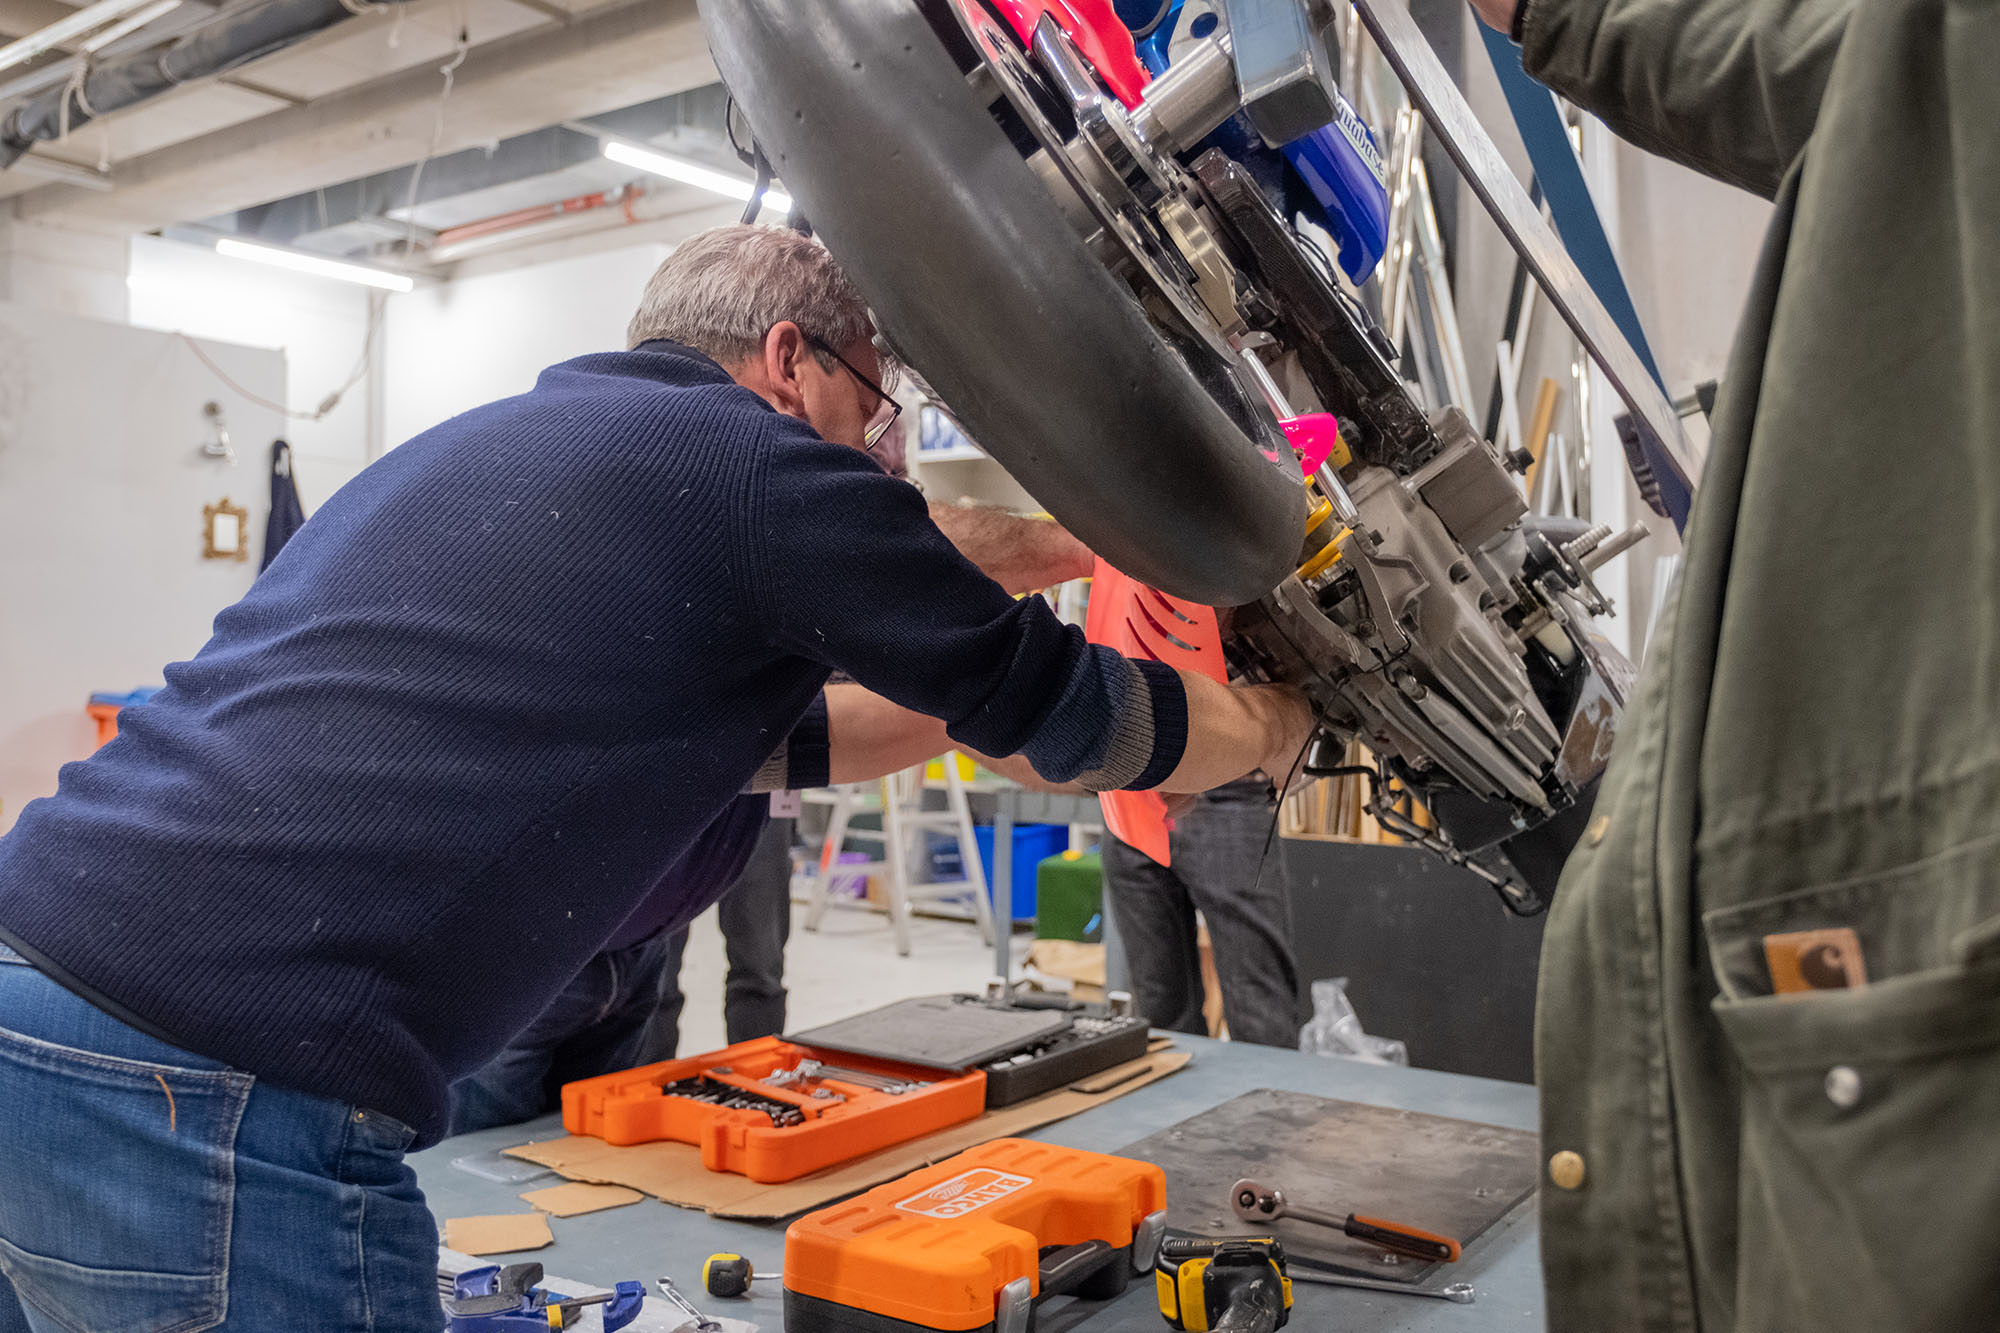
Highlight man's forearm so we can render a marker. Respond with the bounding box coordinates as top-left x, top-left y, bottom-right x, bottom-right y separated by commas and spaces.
1155, 670, 1315, 794
822, 682, 1090, 793
929, 502, 1094, 595
824, 683, 951, 784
